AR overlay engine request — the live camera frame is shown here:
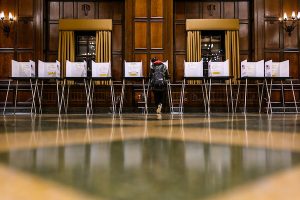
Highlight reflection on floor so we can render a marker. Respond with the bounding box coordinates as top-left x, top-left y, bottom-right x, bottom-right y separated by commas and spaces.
0, 113, 300, 200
